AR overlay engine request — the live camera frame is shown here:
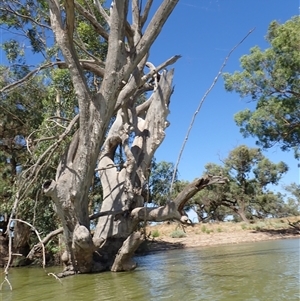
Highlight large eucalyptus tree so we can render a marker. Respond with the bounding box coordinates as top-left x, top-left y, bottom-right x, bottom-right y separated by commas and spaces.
1, 0, 225, 276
